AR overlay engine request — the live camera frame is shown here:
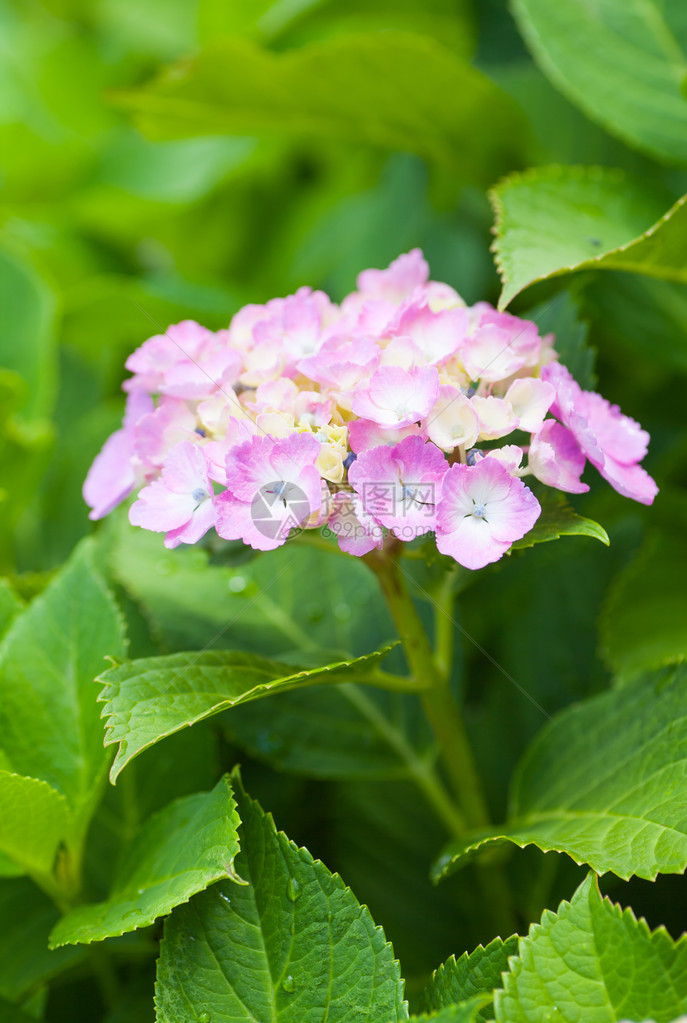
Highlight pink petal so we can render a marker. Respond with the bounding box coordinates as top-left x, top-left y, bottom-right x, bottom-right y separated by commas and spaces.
327, 492, 384, 556
348, 419, 424, 454
164, 498, 216, 549
393, 303, 468, 364
529, 421, 589, 494
436, 515, 511, 570
506, 377, 556, 433
357, 249, 429, 302
129, 479, 196, 532
593, 456, 658, 506
83, 429, 136, 520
